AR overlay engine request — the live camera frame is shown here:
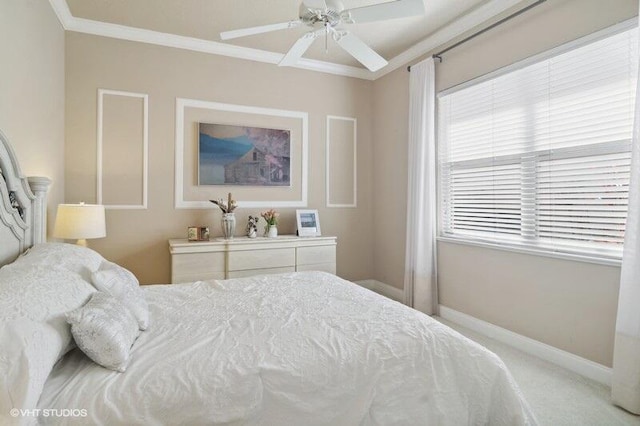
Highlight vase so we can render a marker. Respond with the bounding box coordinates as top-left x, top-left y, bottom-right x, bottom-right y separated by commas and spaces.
221, 213, 236, 239
267, 225, 278, 238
